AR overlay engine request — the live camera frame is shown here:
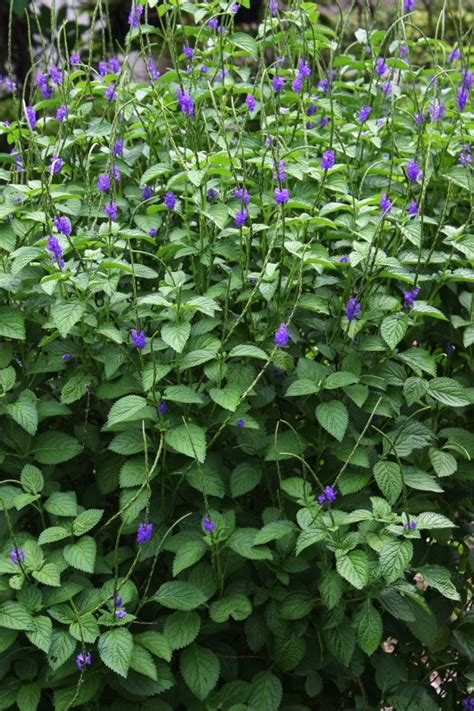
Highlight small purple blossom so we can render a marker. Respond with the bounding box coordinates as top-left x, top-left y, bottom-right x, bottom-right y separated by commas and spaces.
208, 18, 220, 29
131, 329, 146, 349
37, 73, 52, 98
147, 59, 161, 81
149, 228, 158, 237
47, 235, 65, 268
321, 149, 335, 170
457, 87, 469, 112
272, 76, 285, 93
26, 106, 37, 130
298, 58, 311, 78
159, 400, 168, 416
105, 83, 117, 102
274, 159, 286, 183
49, 66, 63, 86
76, 652, 92, 671
400, 45, 409, 59
414, 111, 427, 125
114, 140, 124, 157
358, 105, 372, 122
376, 58, 388, 76
403, 0, 415, 11
319, 116, 331, 128
231, 3, 240, 13
429, 101, 446, 122
115, 595, 123, 607
403, 520, 417, 531
382, 81, 393, 96
245, 94, 256, 112
10, 548, 25, 565
63, 353, 73, 362
459, 145, 472, 167
406, 160, 422, 182
235, 209, 249, 227
137, 522, 154, 544
202, 517, 217, 533
112, 166, 121, 182
128, 4, 144, 28
98, 174, 111, 193
403, 286, 420, 309
346, 297, 361, 321
462, 696, 474, 711
292, 75, 303, 93
274, 322, 290, 347
380, 193, 392, 215
318, 486, 337, 505
49, 155, 64, 175
448, 48, 460, 62
462, 69, 473, 92
269, 0, 278, 16
70, 53, 80, 67
339, 256, 349, 263
274, 187, 290, 204
99, 61, 109, 78
318, 78, 329, 93
141, 185, 153, 201
164, 191, 176, 210
54, 216, 72, 236
234, 187, 250, 205
236, 419, 246, 428
109, 58, 121, 74
104, 202, 118, 221
116, 608, 127, 619
200, 65, 208, 74
207, 188, 219, 201
183, 45, 194, 60
408, 200, 419, 216
177, 88, 195, 117
56, 105, 68, 122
